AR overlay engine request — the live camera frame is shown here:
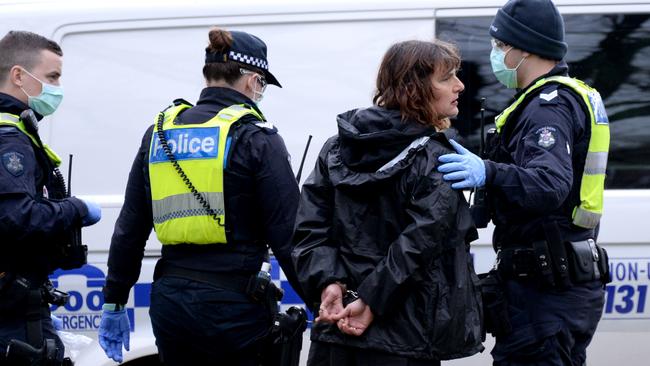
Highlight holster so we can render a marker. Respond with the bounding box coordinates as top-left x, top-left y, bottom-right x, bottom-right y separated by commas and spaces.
4, 278, 72, 366
5, 338, 72, 366
470, 187, 491, 229
57, 228, 88, 270
478, 270, 512, 338
544, 222, 572, 289
262, 306, 308, 366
